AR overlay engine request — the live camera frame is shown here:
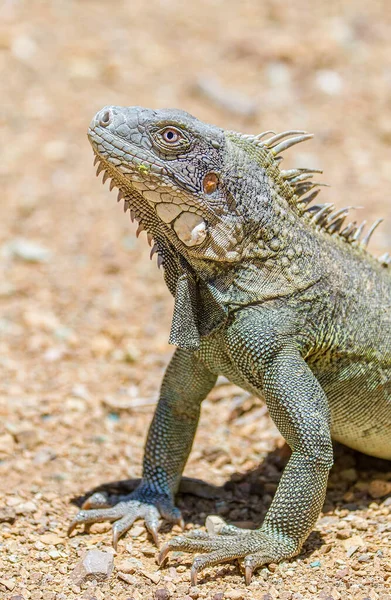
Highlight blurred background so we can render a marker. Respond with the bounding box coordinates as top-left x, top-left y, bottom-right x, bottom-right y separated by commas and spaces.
1, 1, 391, 597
